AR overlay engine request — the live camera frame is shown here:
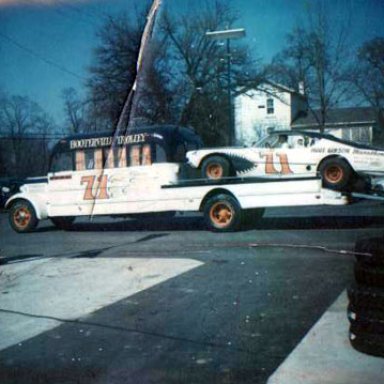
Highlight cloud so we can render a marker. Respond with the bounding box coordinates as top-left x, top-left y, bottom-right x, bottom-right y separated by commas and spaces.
0, 0, 89, 7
